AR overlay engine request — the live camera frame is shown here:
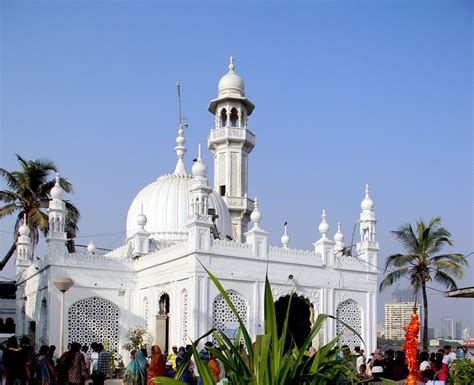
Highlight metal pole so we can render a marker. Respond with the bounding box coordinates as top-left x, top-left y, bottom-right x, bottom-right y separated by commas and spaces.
59, 290, 64, 355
